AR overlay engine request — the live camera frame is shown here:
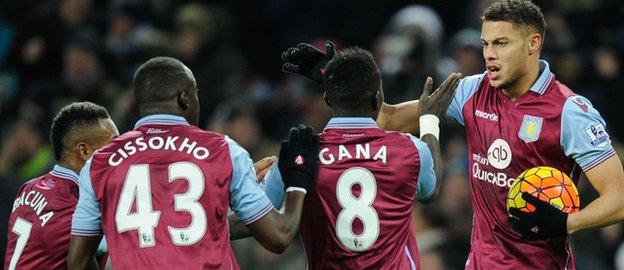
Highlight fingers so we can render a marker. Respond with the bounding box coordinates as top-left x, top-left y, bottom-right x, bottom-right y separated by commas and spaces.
521, 192, 546, 207
440, 73, 462, 103
281, 47, 298, 62
325, 41, 335, 58
282, 63, 299, 73
288, 127, 298, 148
254, 155, 277, 173
508, 207, 530, 219
297, 43, 323, 56
297, 124, 309, 148
303, 125, 315, 149
420, 77, 433, 100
